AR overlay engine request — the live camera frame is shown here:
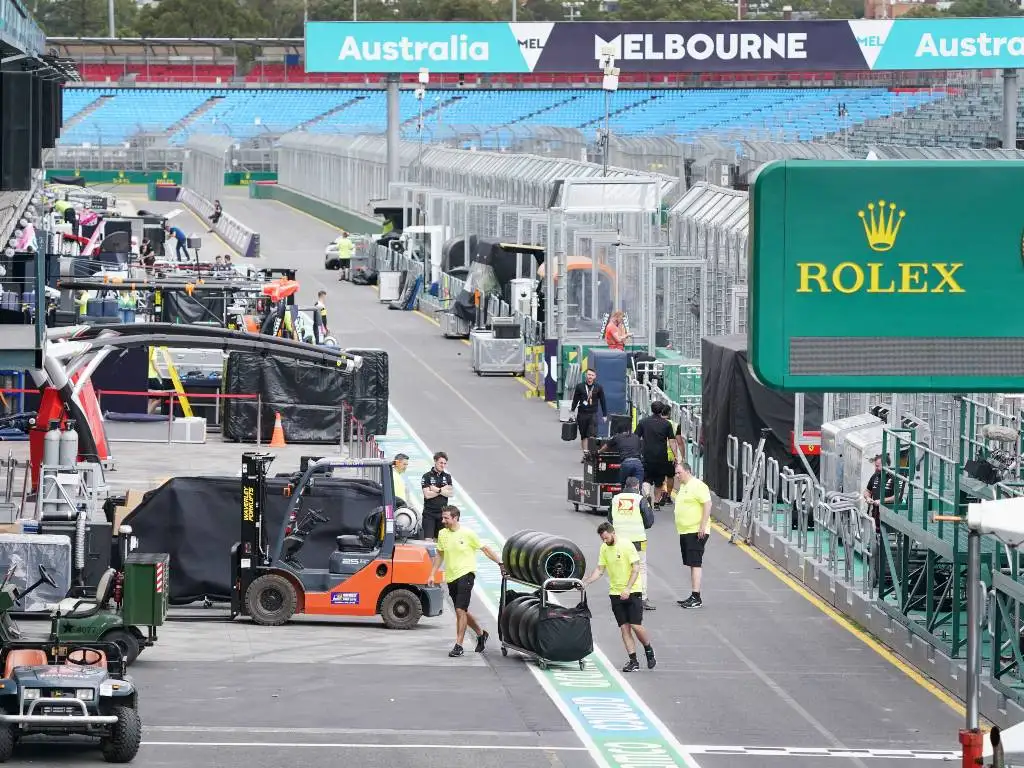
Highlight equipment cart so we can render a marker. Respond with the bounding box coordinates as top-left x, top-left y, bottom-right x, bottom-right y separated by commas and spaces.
498, 576, 591, 670
567, 446, 623, 514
